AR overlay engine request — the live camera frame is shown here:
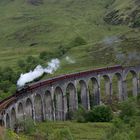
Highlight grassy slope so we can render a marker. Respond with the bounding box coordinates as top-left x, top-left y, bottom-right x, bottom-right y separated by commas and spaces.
0, 0, 136, 76
0, 122, 111, 140
23, 121, 111, 140
36, 121, 111, 140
